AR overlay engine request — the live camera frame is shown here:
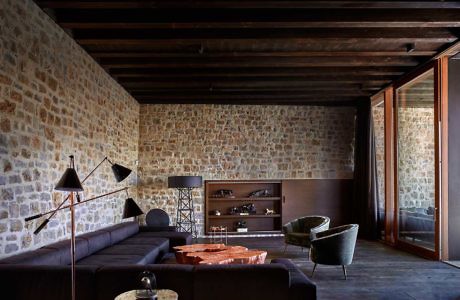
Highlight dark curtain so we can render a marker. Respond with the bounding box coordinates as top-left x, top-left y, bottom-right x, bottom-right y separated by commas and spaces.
352, 100, 380, 240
